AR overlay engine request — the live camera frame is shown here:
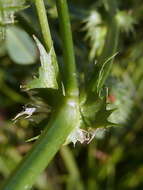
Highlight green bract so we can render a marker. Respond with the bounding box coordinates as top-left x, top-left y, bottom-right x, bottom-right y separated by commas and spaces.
25, 36, 58, 89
